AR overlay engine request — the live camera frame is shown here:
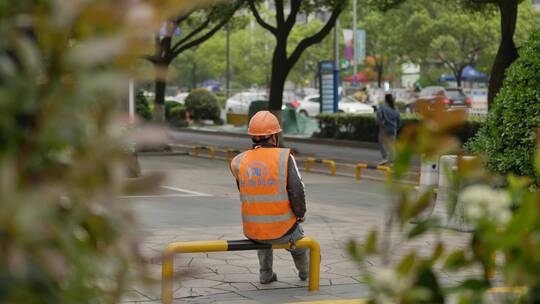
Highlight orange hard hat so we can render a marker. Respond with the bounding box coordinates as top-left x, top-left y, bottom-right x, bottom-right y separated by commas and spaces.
248, 111, 282, 136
